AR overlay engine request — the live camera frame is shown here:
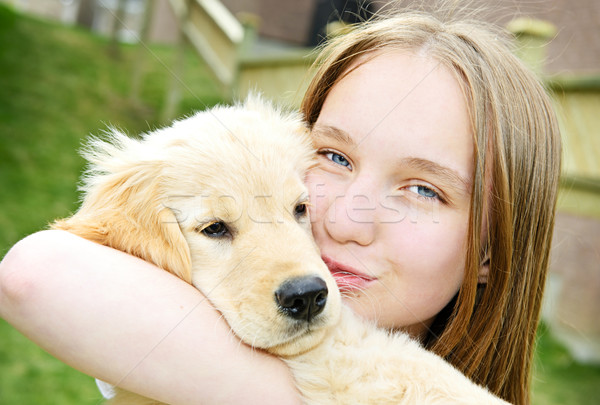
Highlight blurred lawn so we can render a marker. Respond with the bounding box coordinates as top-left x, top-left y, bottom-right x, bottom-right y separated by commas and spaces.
0, 4, 598, 404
